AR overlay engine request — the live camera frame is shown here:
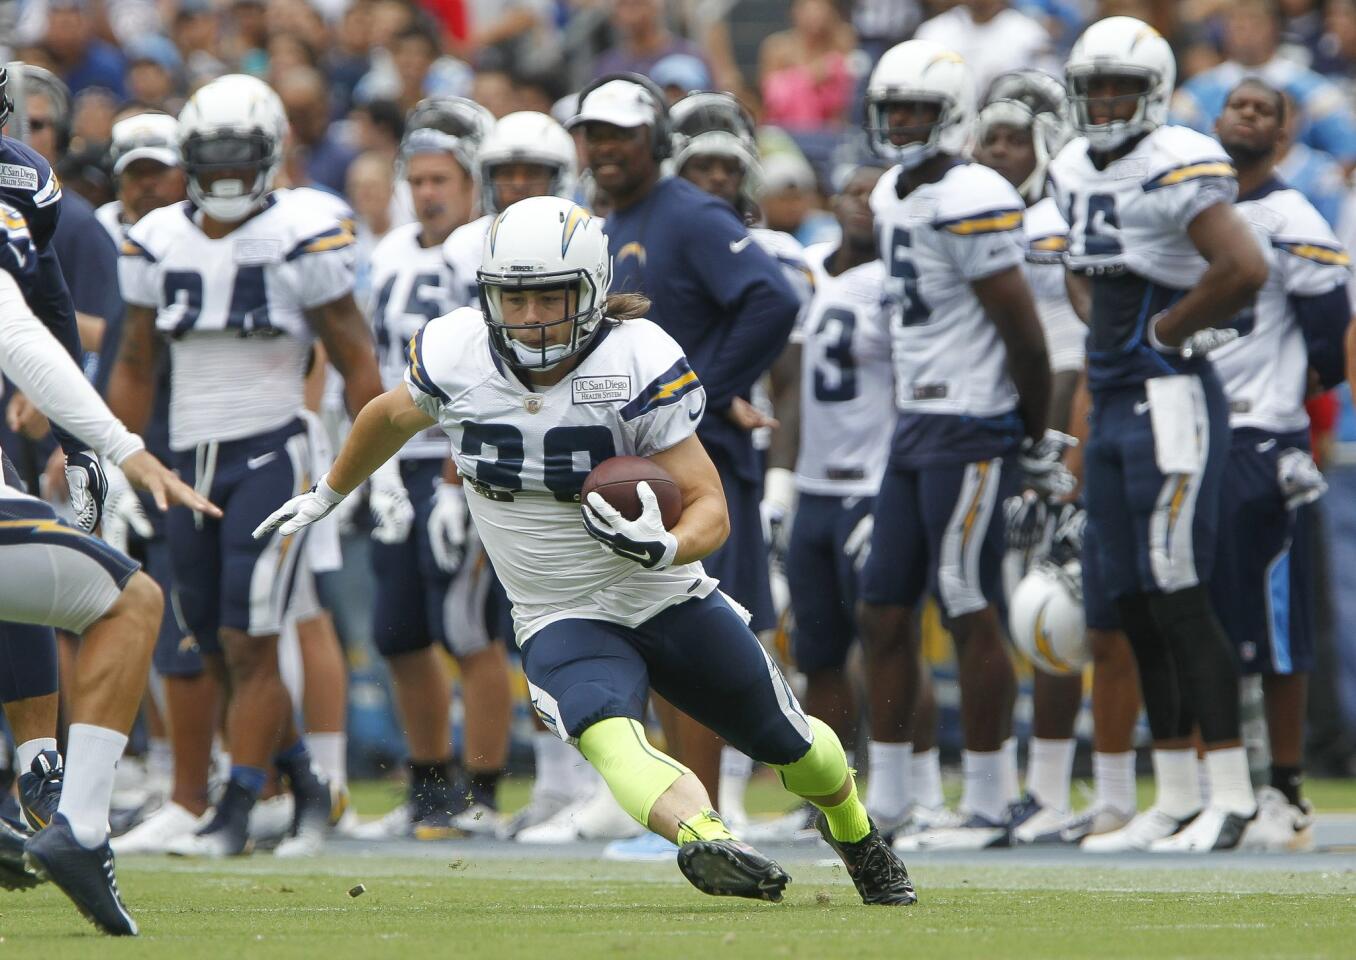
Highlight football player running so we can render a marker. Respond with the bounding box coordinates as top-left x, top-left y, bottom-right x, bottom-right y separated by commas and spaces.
106, 75, 385, 857
1209, 78, 1349, 851
0, 198, 220, 934
257, 195, 917, 906
859, 40, 1057, 850
971, 71, 1088, 842
1048, 18, 1268, 852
